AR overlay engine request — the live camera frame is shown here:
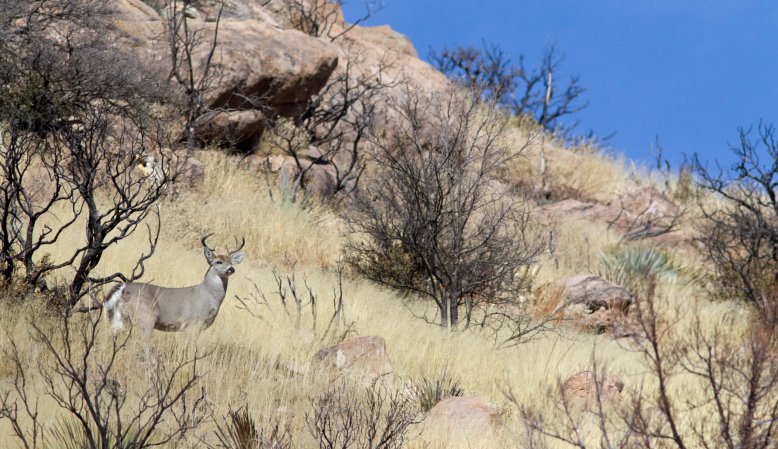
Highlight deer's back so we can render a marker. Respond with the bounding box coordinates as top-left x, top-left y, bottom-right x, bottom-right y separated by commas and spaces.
121, 282, 221, 331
